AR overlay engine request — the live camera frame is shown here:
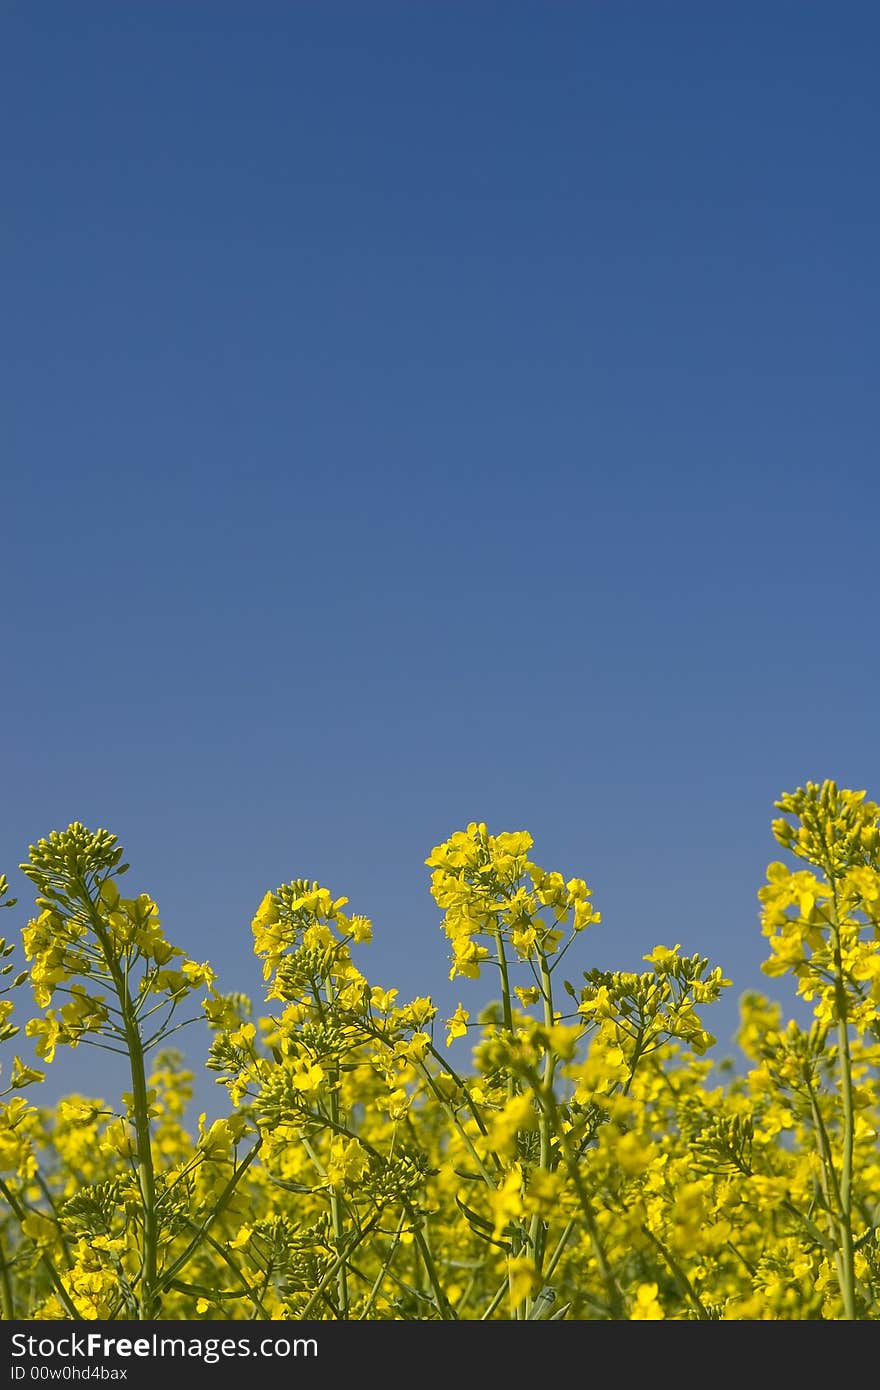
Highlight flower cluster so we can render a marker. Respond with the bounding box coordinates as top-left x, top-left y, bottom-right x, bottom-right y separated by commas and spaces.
0, 786, 879, 1320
